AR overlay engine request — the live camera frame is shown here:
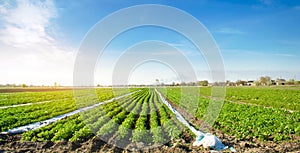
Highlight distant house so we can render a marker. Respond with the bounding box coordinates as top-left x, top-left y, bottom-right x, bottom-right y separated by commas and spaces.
235, 80, 247, 86
226, 82, 236, 86
271, 80, 276, 85
246, 80, 255, 86
276, 79, 286, 85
